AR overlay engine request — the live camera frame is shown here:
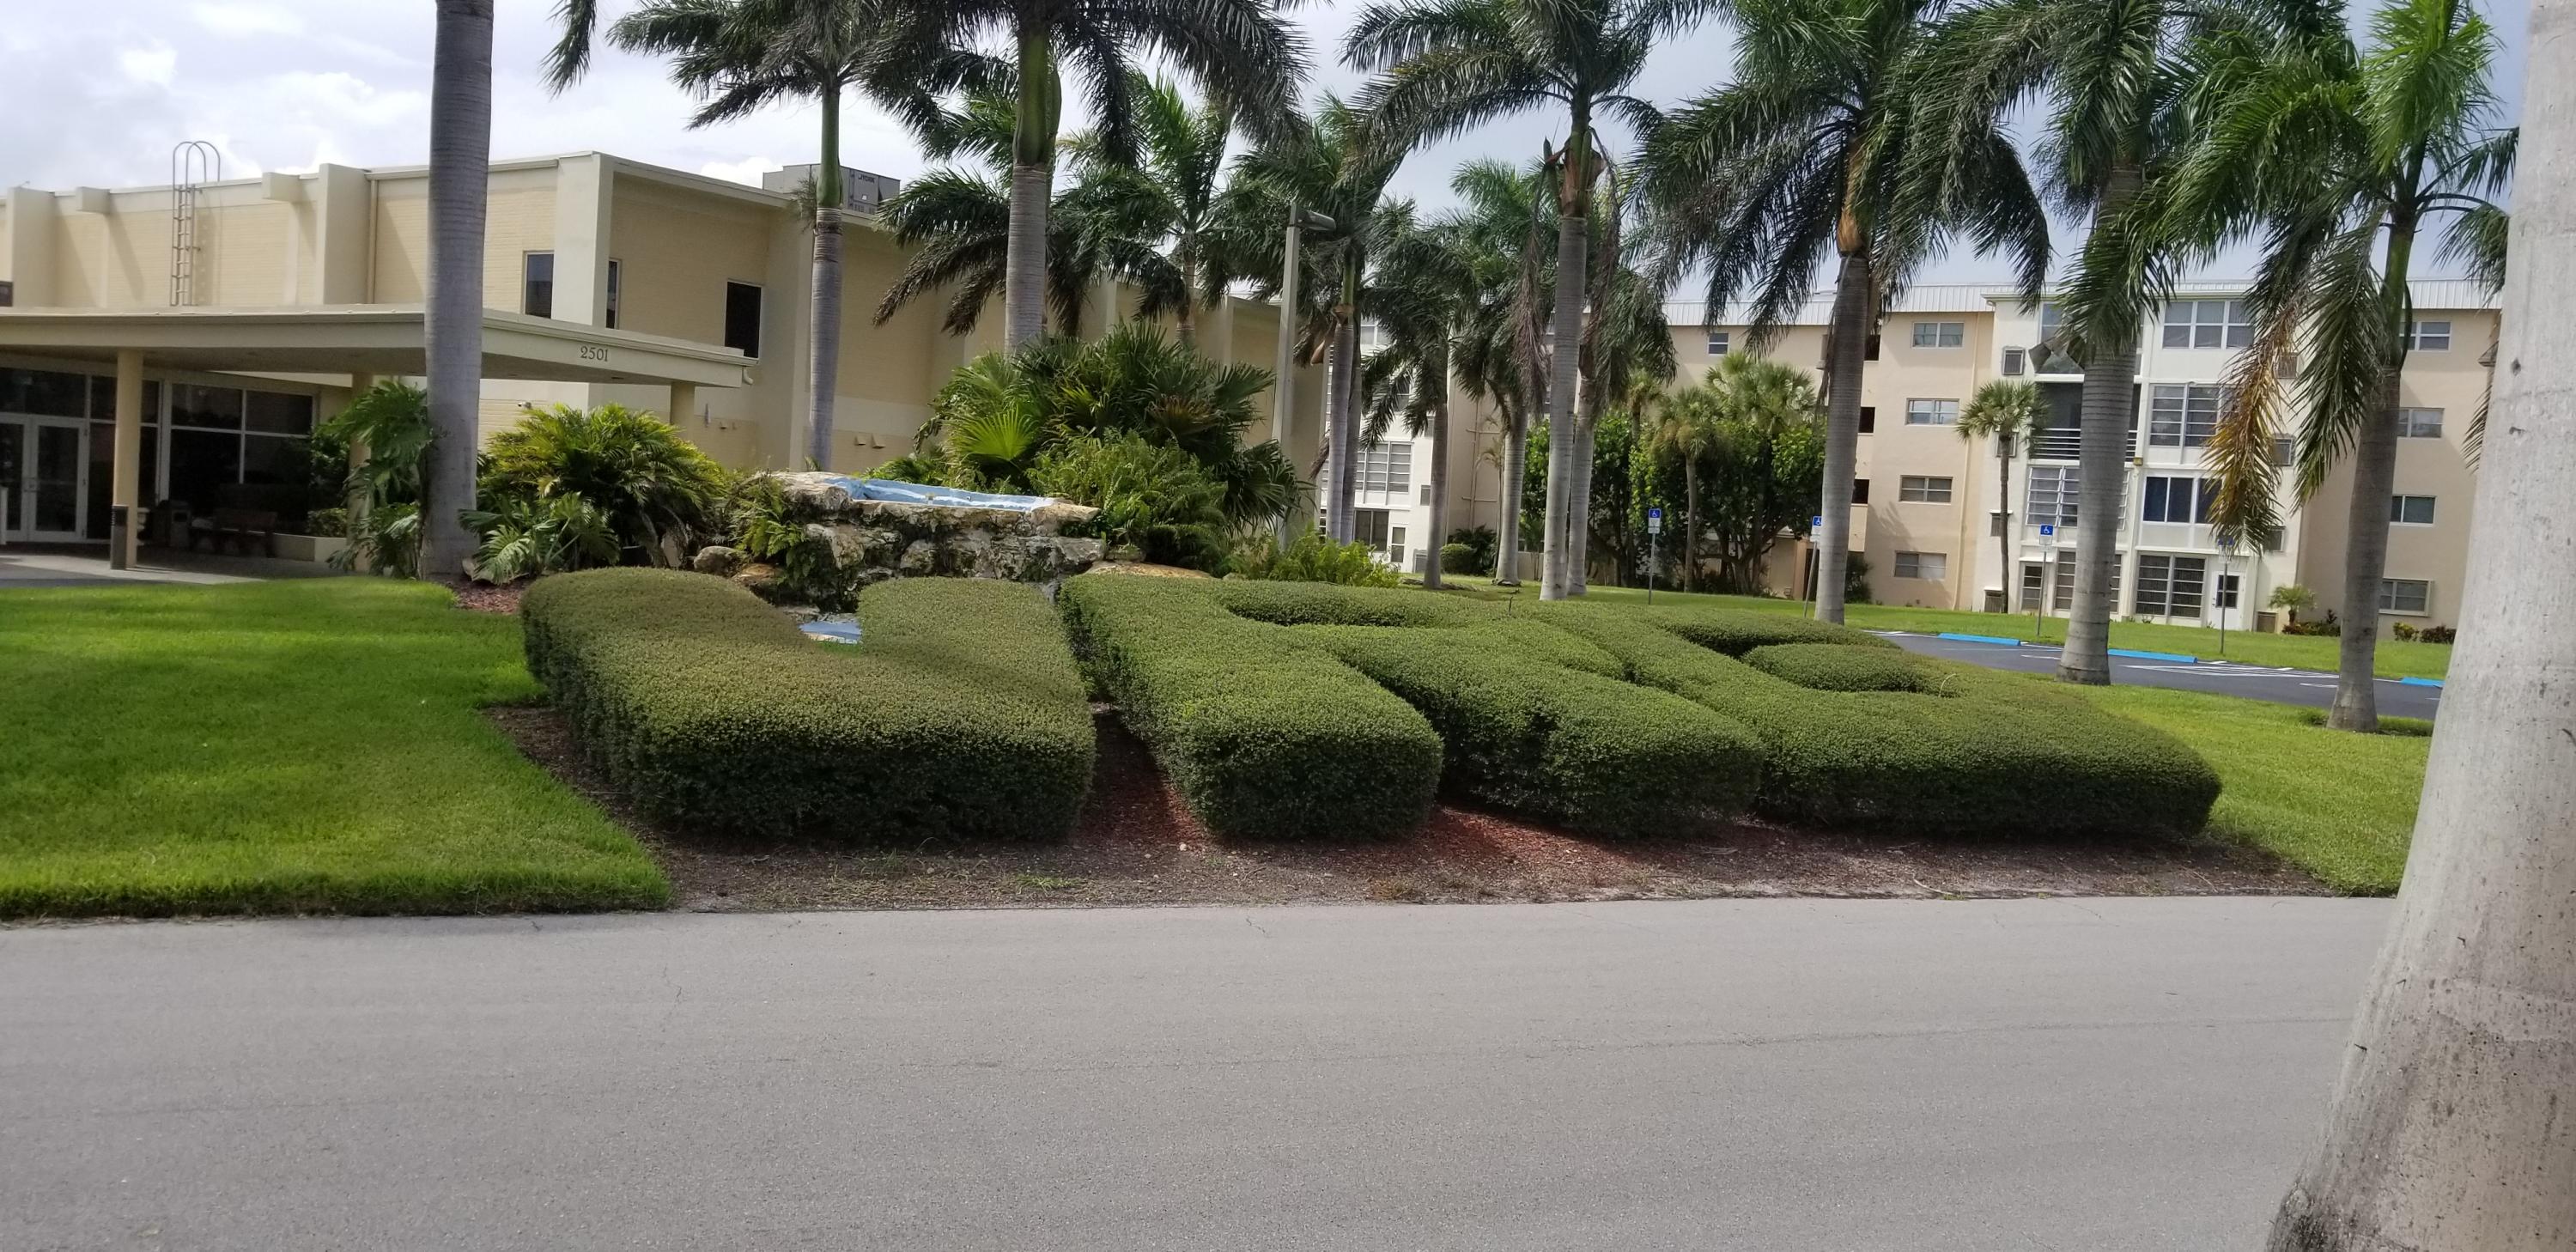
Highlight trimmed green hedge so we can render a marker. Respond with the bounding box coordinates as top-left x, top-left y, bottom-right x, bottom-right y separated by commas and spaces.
1637, 605, 1897, 656
1532, 602, 2220, 836
1741, 642, 1931, 692
1058, 573, 1443, 840
522, 569, 1093, 842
